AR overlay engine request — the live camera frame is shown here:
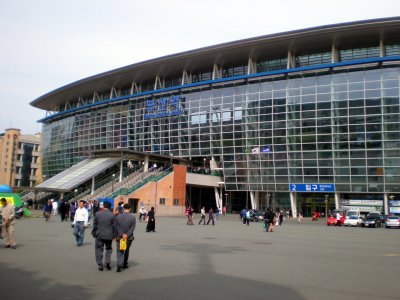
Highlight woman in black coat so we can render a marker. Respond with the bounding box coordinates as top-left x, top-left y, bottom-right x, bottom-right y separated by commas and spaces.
146, 207, 156, 232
